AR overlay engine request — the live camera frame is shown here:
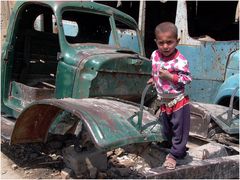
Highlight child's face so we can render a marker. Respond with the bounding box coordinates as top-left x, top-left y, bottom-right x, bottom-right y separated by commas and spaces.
155, 31, 179, 57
